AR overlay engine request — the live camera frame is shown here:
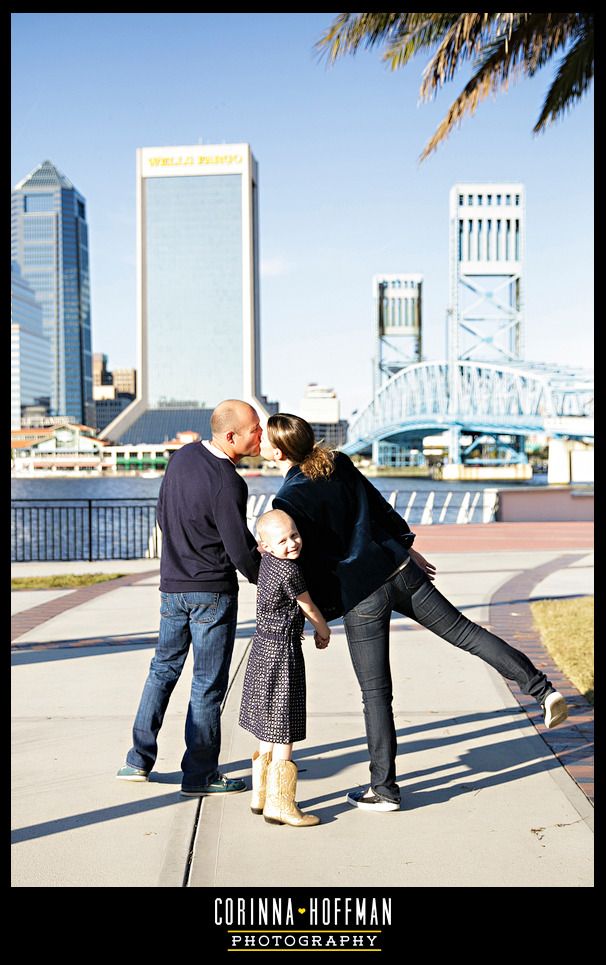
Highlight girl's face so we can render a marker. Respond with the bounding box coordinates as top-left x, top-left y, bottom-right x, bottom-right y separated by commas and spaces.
262, 521, 302, 560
